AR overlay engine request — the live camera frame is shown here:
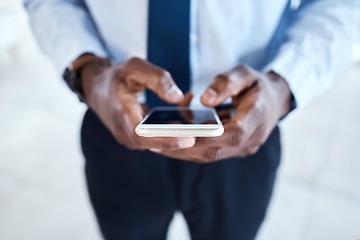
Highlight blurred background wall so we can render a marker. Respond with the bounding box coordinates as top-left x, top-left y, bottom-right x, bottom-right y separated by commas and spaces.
1, 1, 360, 240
